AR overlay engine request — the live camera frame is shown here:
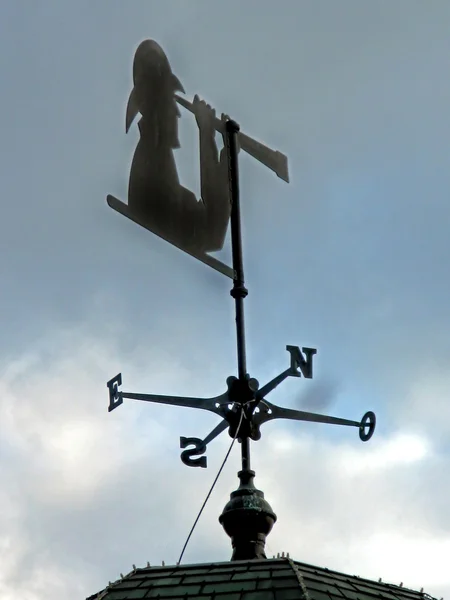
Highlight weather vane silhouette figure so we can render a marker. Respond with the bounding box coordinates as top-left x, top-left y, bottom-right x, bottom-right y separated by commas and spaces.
106, 39, 376, 472
125, 40, 231, 256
